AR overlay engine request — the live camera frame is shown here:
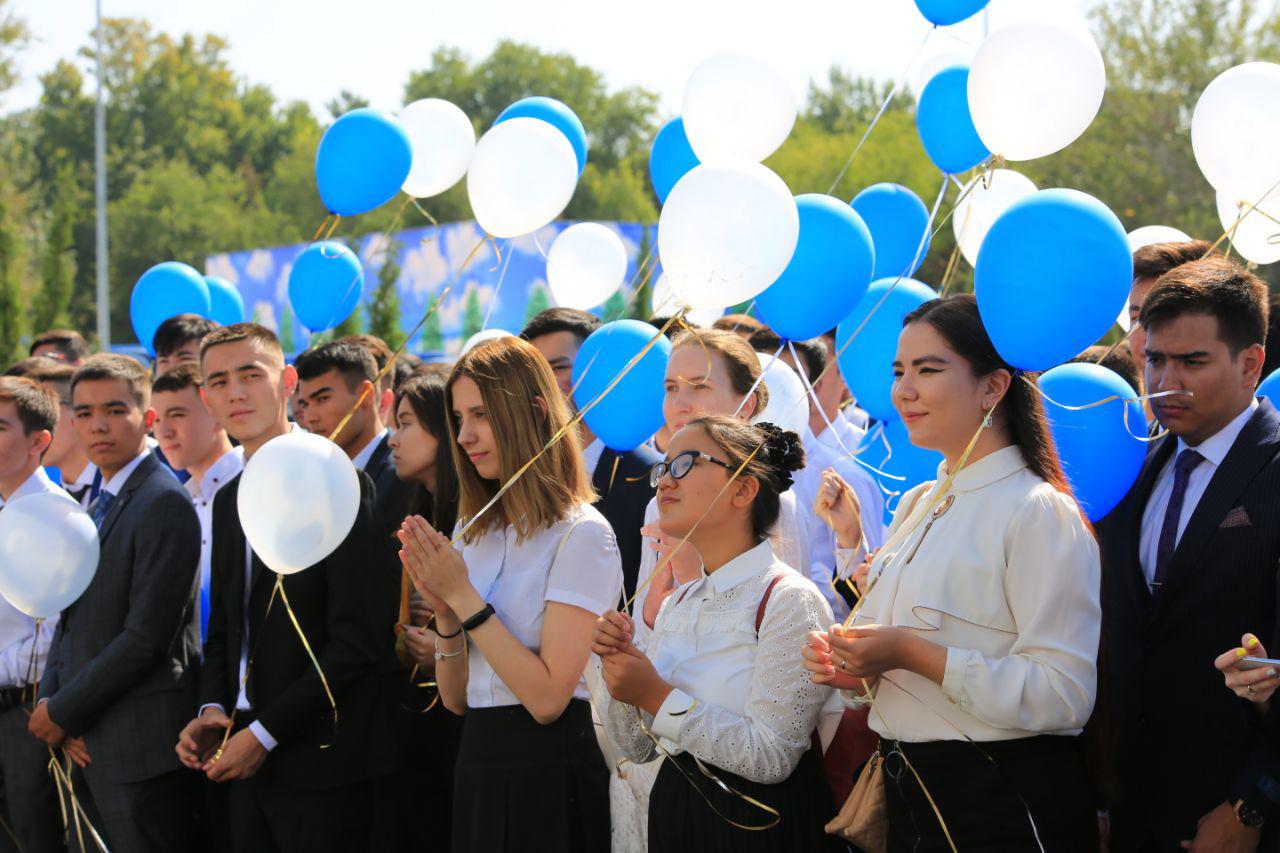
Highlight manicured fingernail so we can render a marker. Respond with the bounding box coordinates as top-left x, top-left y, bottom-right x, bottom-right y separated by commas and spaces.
1248, 636, 1260, 648
1237, 648, 1248, 657
1268, 668, 1276, 678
